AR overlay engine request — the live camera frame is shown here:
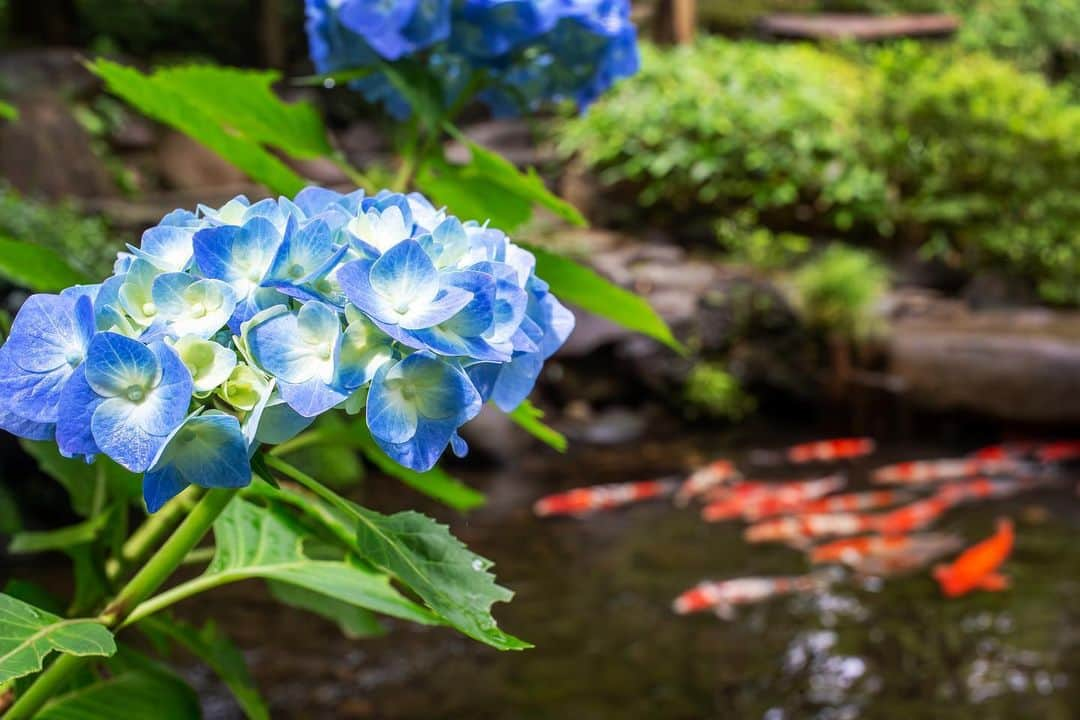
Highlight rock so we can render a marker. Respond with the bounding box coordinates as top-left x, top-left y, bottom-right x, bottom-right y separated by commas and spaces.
156, 132, 248, 190
0, 93, 116, 199
107, 114, 158, 152
0, 48, 98, 99
889, 308, 1080, 422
